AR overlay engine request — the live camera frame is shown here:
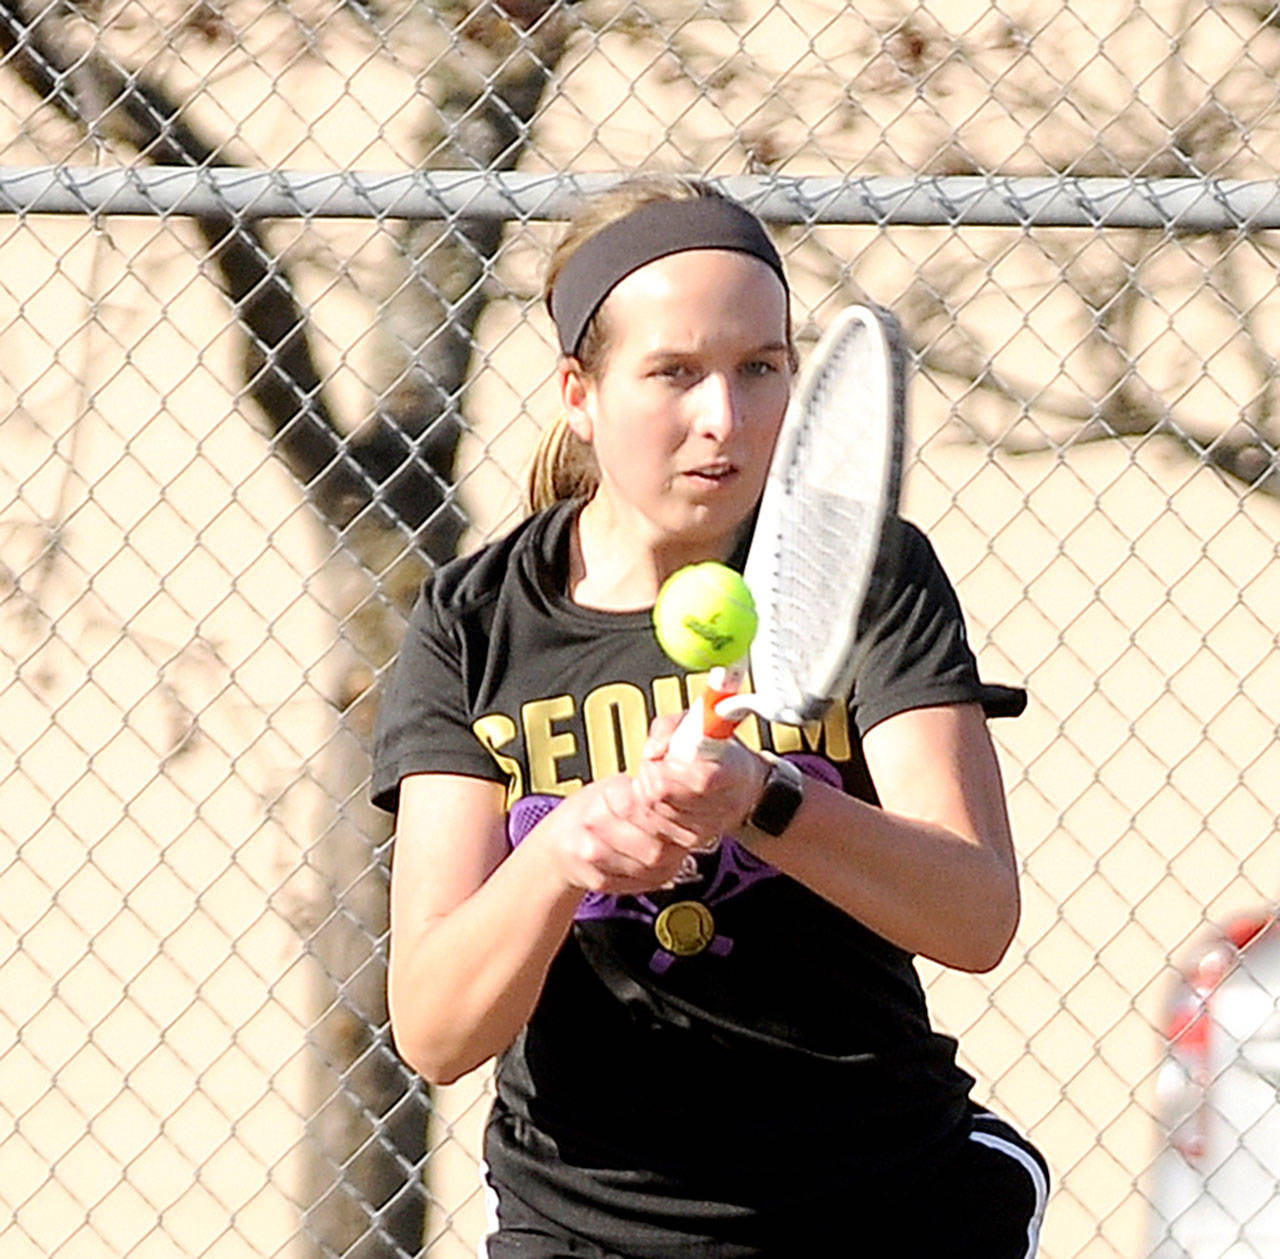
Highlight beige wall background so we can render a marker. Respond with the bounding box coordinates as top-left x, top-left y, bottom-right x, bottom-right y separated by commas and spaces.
3, 3, 1279, 1258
